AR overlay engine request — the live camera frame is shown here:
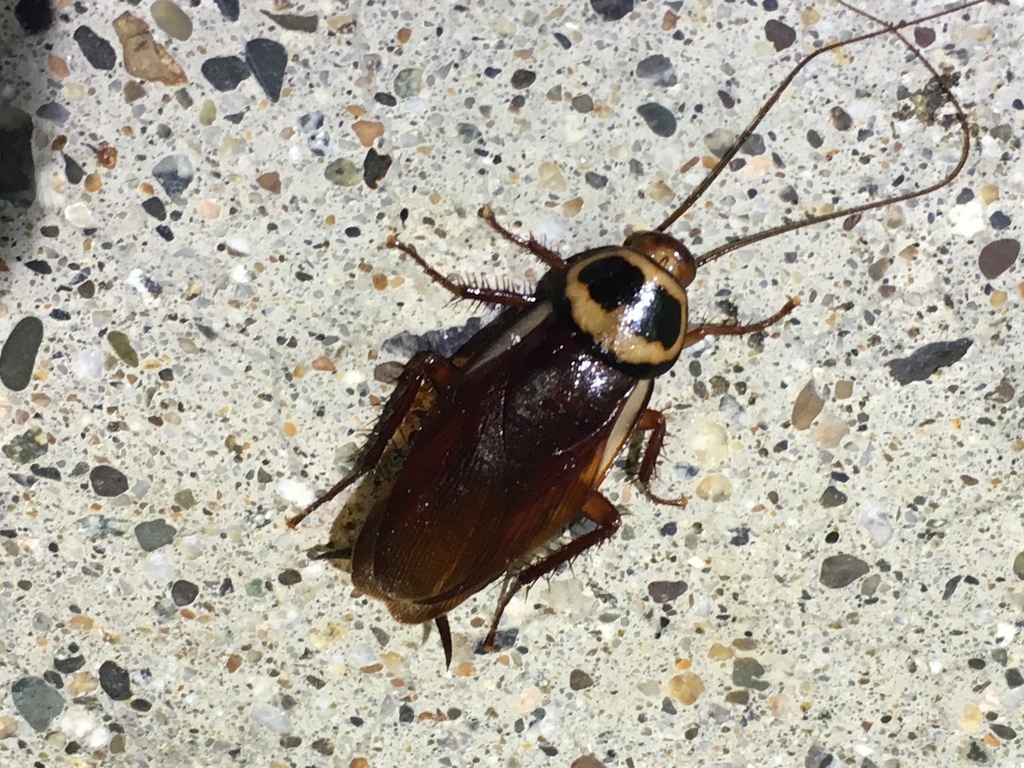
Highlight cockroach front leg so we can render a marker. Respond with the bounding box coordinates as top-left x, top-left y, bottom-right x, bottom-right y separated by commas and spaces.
682, 297, 799, 348
286, 352, 457, 528
484, 492, 621, 651
386, 235, 535, 307
635, 409, 688, 508
478, 206, 566, 270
